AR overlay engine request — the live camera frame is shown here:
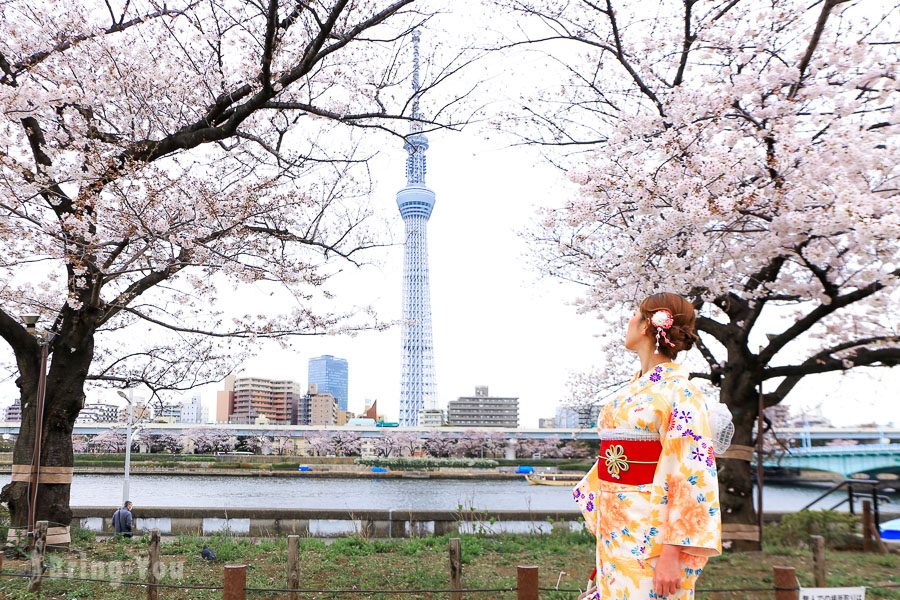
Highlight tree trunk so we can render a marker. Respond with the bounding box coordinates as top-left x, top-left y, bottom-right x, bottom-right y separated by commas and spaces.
717, 361, 762, 551
1, 325, 92, 532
